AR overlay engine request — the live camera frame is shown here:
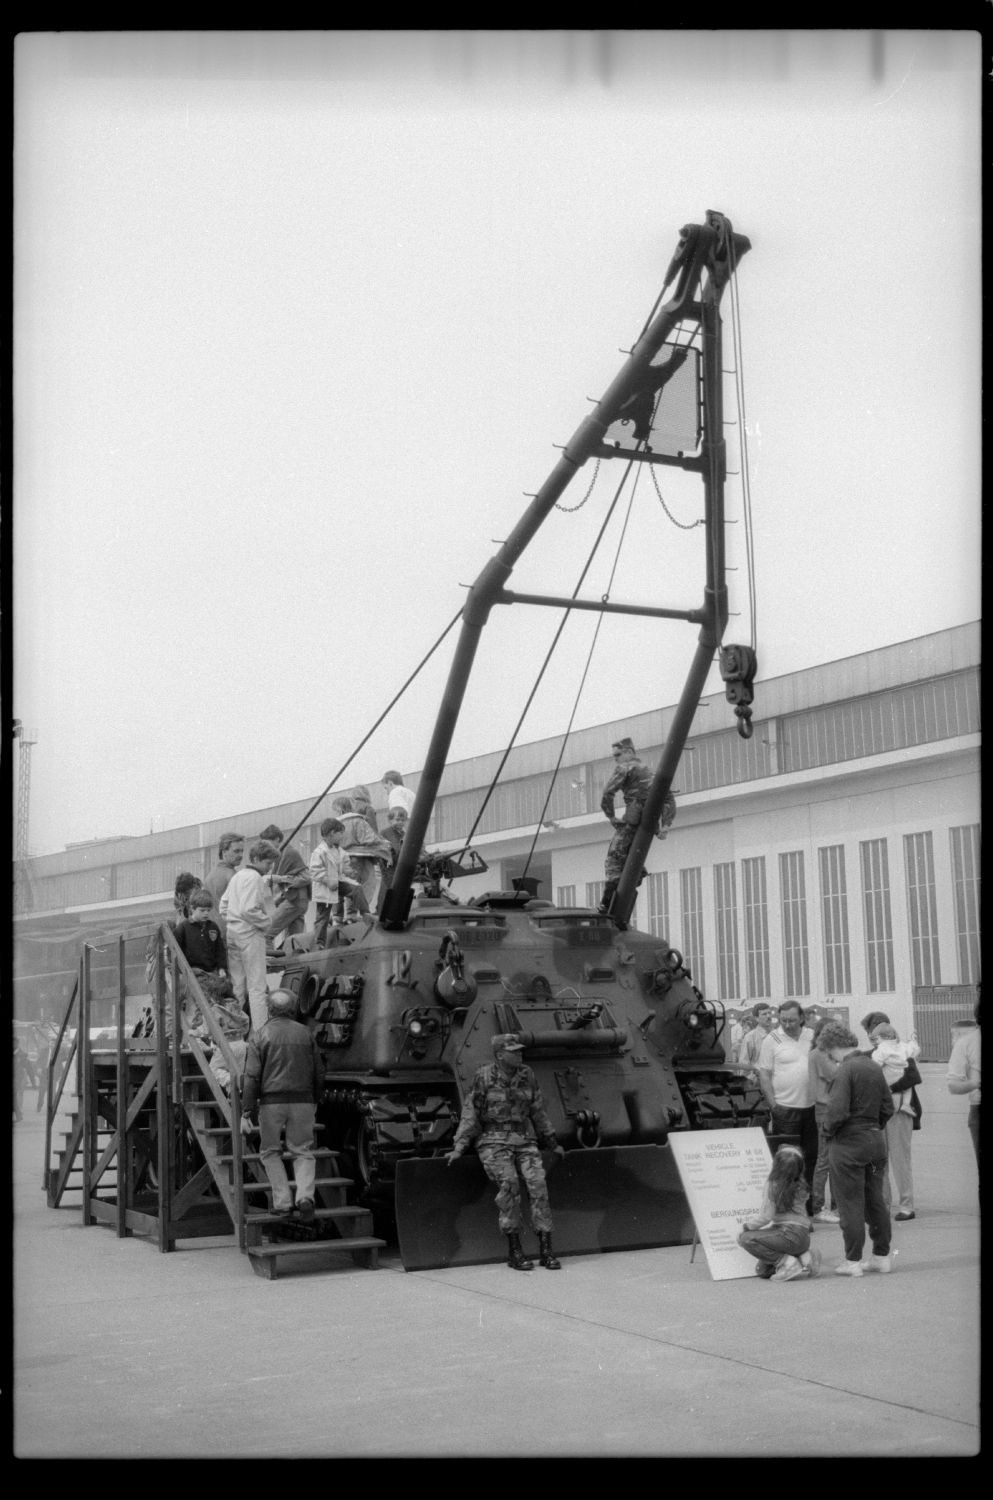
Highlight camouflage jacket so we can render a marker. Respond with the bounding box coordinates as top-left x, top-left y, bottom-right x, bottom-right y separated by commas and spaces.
452, 1063, 558, 1153
600, 757, 676, 837
600, 756, 654, 824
